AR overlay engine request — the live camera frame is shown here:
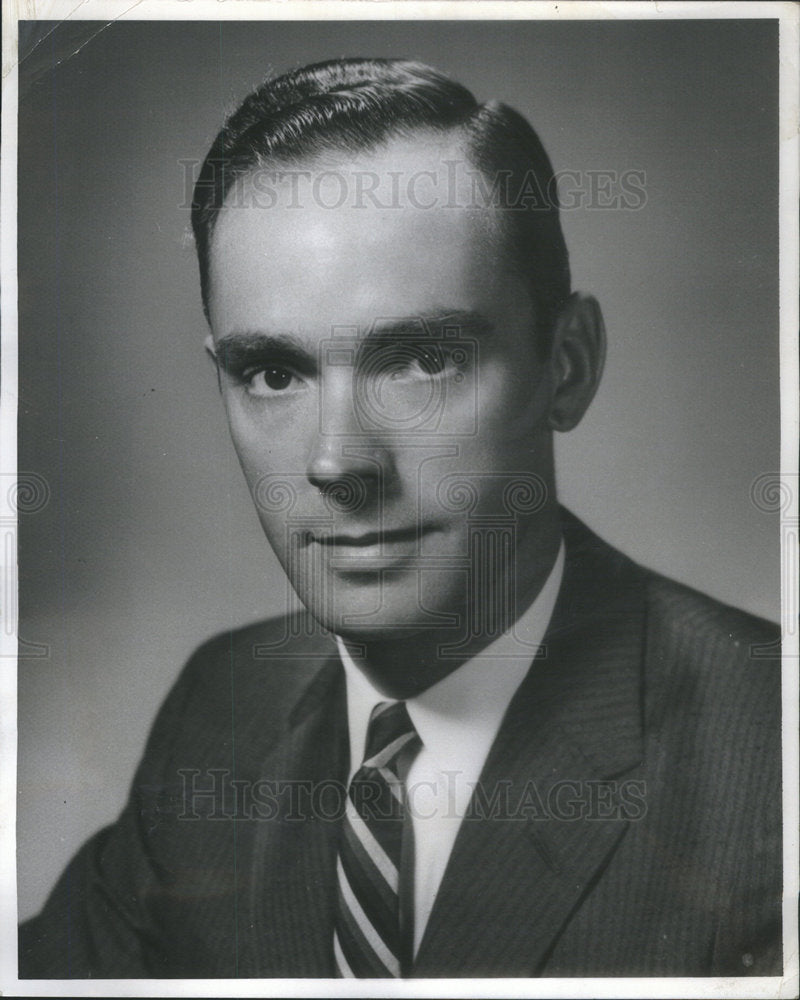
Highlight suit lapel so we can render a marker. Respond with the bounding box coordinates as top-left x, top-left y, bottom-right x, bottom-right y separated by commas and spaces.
241, 653, 348, 977
414, 512, 648, 977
